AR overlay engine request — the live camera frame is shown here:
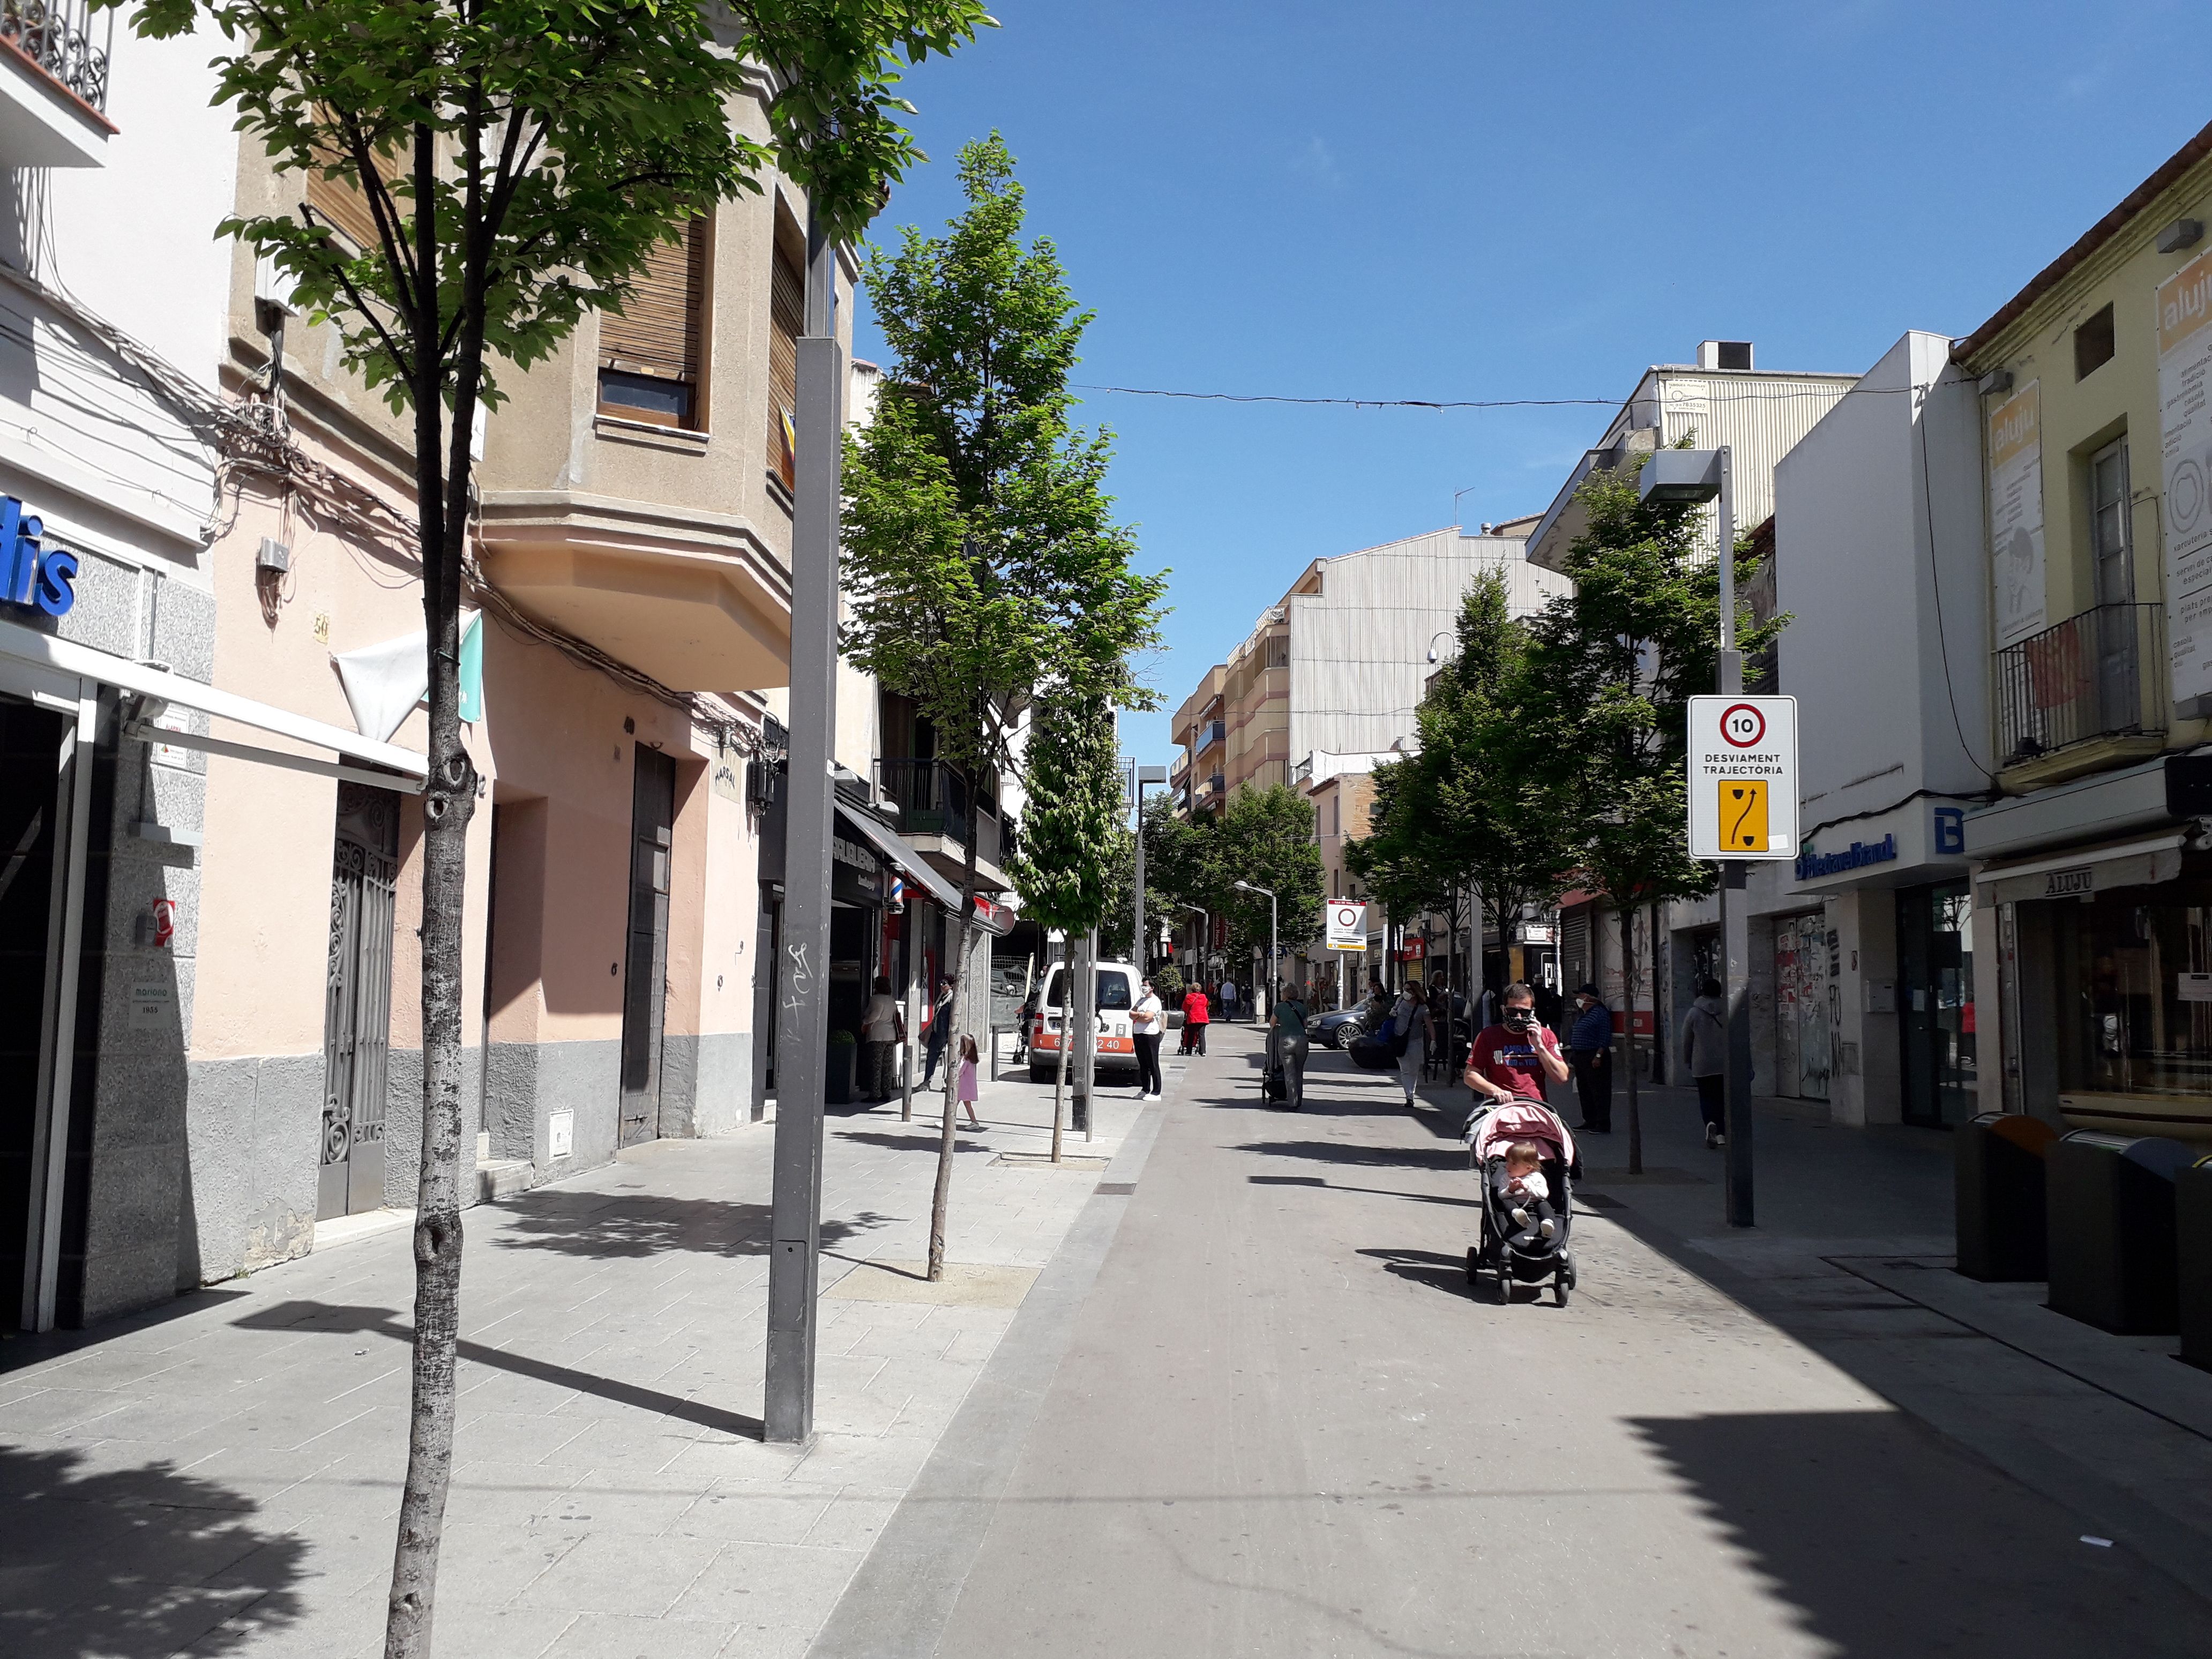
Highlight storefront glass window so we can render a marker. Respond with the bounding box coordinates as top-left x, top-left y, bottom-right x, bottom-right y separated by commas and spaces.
1899, 881, 1975, 1127
2054, 880, 2212, 1108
